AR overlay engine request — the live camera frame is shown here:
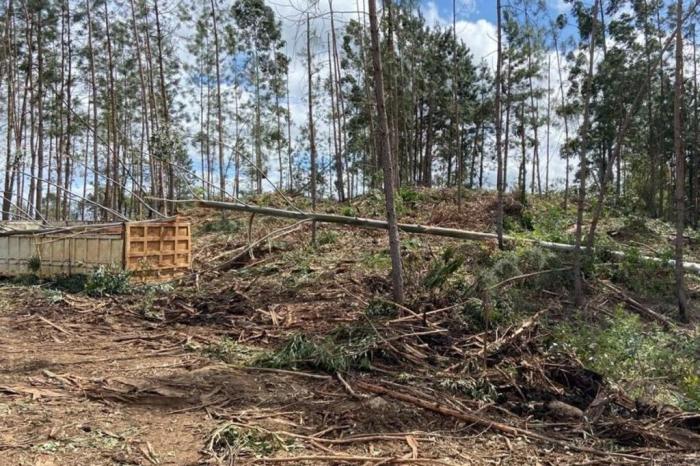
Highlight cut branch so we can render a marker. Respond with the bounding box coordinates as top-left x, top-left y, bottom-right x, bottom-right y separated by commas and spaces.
184, 199, 700, 274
